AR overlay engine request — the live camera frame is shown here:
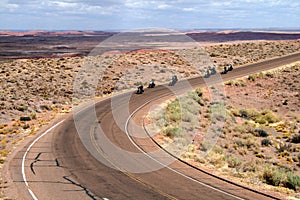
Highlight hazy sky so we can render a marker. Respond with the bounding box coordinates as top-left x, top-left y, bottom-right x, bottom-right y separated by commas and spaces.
0, 0, 299, 30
